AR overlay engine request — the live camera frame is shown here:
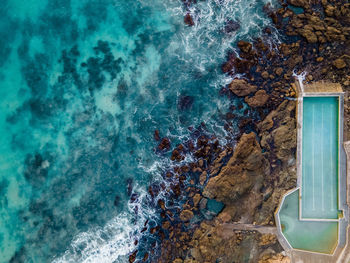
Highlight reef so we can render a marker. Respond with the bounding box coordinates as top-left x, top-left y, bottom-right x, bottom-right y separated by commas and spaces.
129, 0, 350, 262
